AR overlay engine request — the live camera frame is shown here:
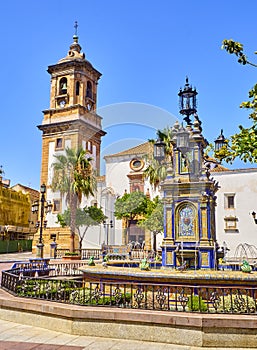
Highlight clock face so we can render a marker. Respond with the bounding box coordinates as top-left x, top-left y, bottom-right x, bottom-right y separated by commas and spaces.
59, 100, 66, 107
